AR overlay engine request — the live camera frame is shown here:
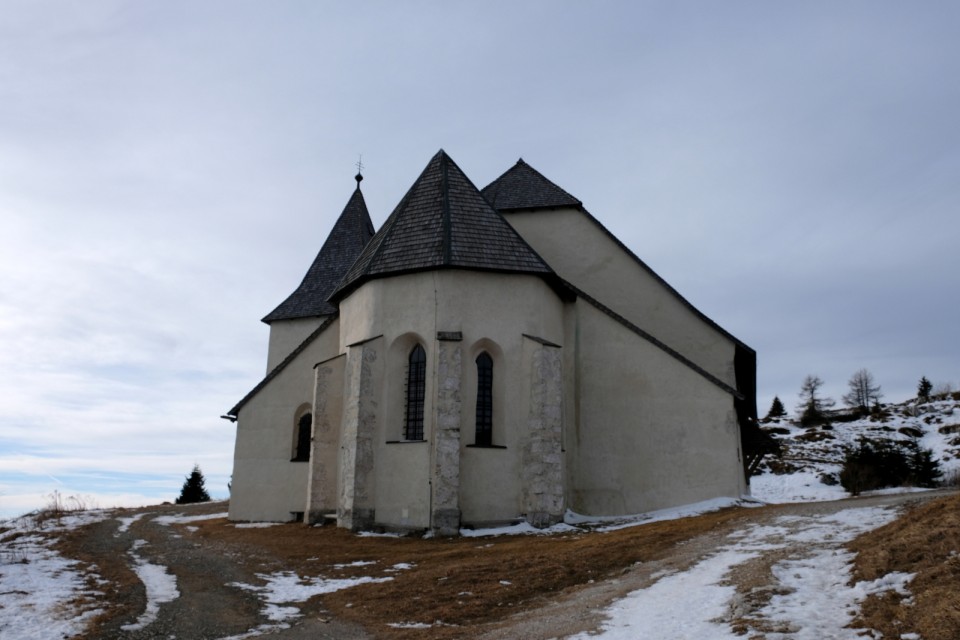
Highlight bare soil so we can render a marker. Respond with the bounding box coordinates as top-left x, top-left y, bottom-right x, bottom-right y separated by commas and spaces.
48, 489, 960, 639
